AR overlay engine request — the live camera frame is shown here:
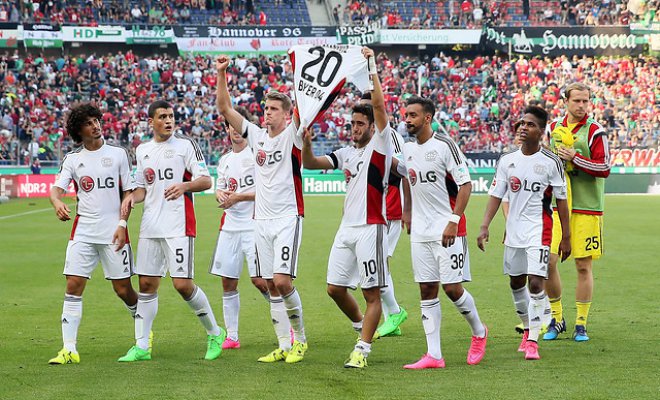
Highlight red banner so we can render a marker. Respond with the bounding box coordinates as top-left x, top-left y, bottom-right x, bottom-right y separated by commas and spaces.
610, 149, 660, 167
0, 175, 75, 198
